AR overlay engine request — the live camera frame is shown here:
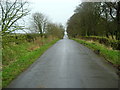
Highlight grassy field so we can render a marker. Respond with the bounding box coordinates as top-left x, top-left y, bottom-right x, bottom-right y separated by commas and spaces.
0, 36, 2, 89
0, 49, 2, 89
73, 38, 120, 67
2, 37, 59, 88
